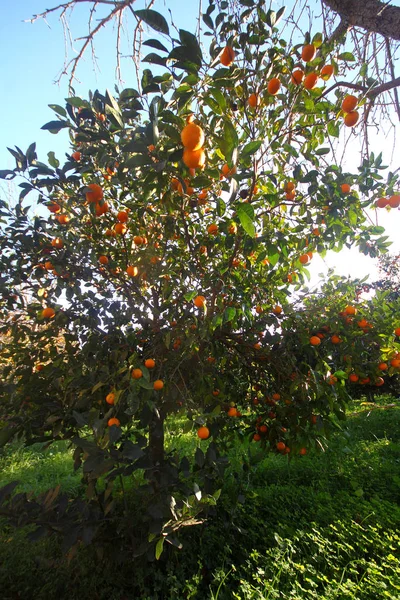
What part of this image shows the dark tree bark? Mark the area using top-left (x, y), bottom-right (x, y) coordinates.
top-left (323, 0), bottom-right (400, 40)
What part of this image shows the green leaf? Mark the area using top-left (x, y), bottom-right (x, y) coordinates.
top-left (0, 170), bottom-right (15, 180)
top-left (48, 104), bottom-right (67, 117)
top-left (315, 148), bottom-right (330, 156)
top-left (242, 140), bottom-right (262, 157)
top-left (66, 97), bottom-right (86, 108)
top-left (143, 53), bottom-right (167, 67)
top-left (237, 203), bottom-right (255, 238)
top-left (47, 151), bottom-right (60, 168)
top-left (41, 121), bottom-right (70, 133)
top-left (143, 39), bottom-right (169, 52)
top-left (327, 122), bottom-right (340, 138)
top-left (224, 307), bottom-right (236, 322)
top-left (338, 52), bottom-right (356, 62)
top-left (155, 536), bottom-right (164, 560)
top-left (134, 9), bottom-right (169, 36)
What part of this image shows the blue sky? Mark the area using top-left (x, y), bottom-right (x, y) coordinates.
top-left (1, 0), bottom-right (398, 284)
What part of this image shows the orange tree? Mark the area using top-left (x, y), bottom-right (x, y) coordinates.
top-left (0, 2), bottom-right (399, 559)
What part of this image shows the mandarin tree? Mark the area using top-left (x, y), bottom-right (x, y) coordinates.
top-left (0, 1), bottom-right (399, 560)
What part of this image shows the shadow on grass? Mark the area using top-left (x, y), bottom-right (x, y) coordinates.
top-left (0, 400), bottom-right (399, 599)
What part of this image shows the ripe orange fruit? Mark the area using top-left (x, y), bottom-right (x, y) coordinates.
top-left (328, 375), bottom-right (338, 385)
top-left (117, 210), bottom-right (129, 223)
top-left (56, 214), bottom-right (70, 225)
top-left (144, 358), bottom-right (155, 369)
top-left (97, 113), bottom-right (106, 122)
top-left (42, 307), bottom-right (55, 319)
top-left (248, 93), bottom-right (260, 108)
top-left (134, 235), bottom-right (144, 246)
top-left (299, 254), bottom-right (309, 265)
top-left (395, 327), bottom-right (400, 337)
top-left (114, 223), bottom-right (127, 235)
top-left (221, 163), bottom-right (236, 178)
top-left (227, 407), bottom-right (238, 417)
top-left (310, 336), bottom-right (321, 346)
top-left (131, 368), bottom-right (143, 379)
top-left (207, 223), bottom-right (219, 235)
top-left (284, 181), bottom-right (295, 192)
top-left (299, 447), bottom-right (307, 456)
top-left (99, 255), bottom-right (109, 265)
top-left (228, 223), bottom-right (237, 234)
top-left (259, 424), bottom-right (268, 433)
top-left (378, 362), bottom-right (388, 371)
top-left (272, 305), bottom-right (282, 315)
top-left (276, 441), bottom-right (286, 452)
top-left (95, 202), bottom-right (109, 216)
top-left (51, 237), bottom-right (64, 249)
top-left (107, 417), bottom-right (120, 427)
top-left (345, 305), bottom-right (357, 315)
top-left (341, 95), bottom-right (358, 113)
top-left (341, 183), bottom-right (351, 194)
top-left (349, 373), bottom-right (359, 383)
top-left (36, 363), bottom-right (45, 372)
top-left (219, 46), bottom-right (235, 67)
top-left (375, 377), bottom-right (384, 387)
top-left (183, 147), bottom-right (206, 169)
top-left (253, 433), bottom-right (261, 442)
top-left (291, 69), bottom-right (304, 85)
top-left (153, 379), bottom-right (164, 390)
top-left (331, 334), bottom-right (342, 344)
top-left (86, 183), bottom-right (103, 203)
top-left (126, 265), bottom-right (138, 277)
top-left (357, 319), bottom-right (368, 328)
top-left (301, 44), bottom-right (316, 62)
top-left (267, 78), bottom-right (281, 95)
top-left (344, 111), bottom-right (360, 127)
top-left (320, 64), bottom-right (334, 80)
top-left (181, 115), bottom-right (205, 151)
top-left (304, 73), bottom-right (319, 90)
top-left (389, 195), bottom-right (400, 208)
top-left (71, 151), bottom-right (81, 161)
top-left (106, 392), bottom-right (115, 405)
top-left (272, 393), bottom-right (281, 401)
top-left (391, 358), bottom-right (400, 368)
top-left (194, 295), bottom-right (206, 308)
top-left (48, 202), bottom-right (61, 213)
top-left (376, 197), bottom-right (389, 208)
top-left (197, 426), bottom-right (210, 439)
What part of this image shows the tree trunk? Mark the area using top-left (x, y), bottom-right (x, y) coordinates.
top-left (149, 408), bottom-right (165, 469)
top-left (323, 0), bottom-right (400, 40)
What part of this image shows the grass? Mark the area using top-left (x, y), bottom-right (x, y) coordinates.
top-left (0, 396), bottom-right (400, 599)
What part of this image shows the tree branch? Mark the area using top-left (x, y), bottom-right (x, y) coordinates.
top-left (322, 0), bottom-right (400, 41)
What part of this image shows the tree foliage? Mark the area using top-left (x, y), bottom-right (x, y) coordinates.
top-left (1, 0), bottom-right (400, 560)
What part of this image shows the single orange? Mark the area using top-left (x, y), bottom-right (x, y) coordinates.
top-left (117, 210), bottom-right (129, 223)
top-left (71, 151), bottom-right (81, 161)
top-left (344, 111), bottom-right (360, 127)
top-left (291, 69), bottom-right (304, 85)
top-left (126, 265), bottom-right (138, 277)
top-left (341, 183), bottom-right (351, 194)
top-left (197, 426), bottom-right (210, 439)
top-left (56, 214), bottom-right (70, 225)
top-left (227, 407), bottom-right (238, 417)
top-left (299, 447), bottom-right (307, 456)
top-left (310, 336), bottom-right (321, 346)
top-left (272, 305), bottom-right (282, 315)
top-left (349, 373), bottom-right (359, 383)
top-left (144, 358), bottom-right (155, 369)
top-left (389, 195), bottom-right (400, 208)
top-left (301, 44), bottom-right (316, 62)
top-left (276, 441), bottom-right (286, 452)
top-left (378, 362), bottom-right (388, 371)
top-left (86, 183), bottom-right (103, 203)
top-left (304, 73), bottom-right (319, 90)
top-left (99, 255), bottom-right (109, 265)
top-left (395, 327), bottom-right (400, 337)
top-left (375, 377), bottom-right (385, 387)
top-left (183, 147), bottom-right (206, 169)
top-left (253, 433), bottom-right (261, 442)
top-left (181, 116), bottom-right (205, 151)
top-left (248, 93), bottom-right (260, 108)
top-left (194, 295), bottom-right (206, 308)
top-left (376, 197), bottom-right (389, 208)
top-left (341, 95), bottom-right (358, 113)
top-left (345, 305), bottom-right (357, 315)
top-left (267, 78), bottom-right (281, 95)
top-left (299, 254), bottom-right (309, 265)
top-left (47, 202), bottom-right (61, 213)
top-left (221, 164), bottom-right (236, 177)
top-left (220, 46), bottom-right (235, 67)
top-left (42, 307), bottom-right (55, 319)
top-left (320, 64), bottom-right (334, 80)
top-left (114, 223), bottom-right (127, 235)
top-left (331, 334), bottom-right (342, 344)
top-left (207, 223), bottom-right (219, 235)
top-left (51, 237), bottom-right (64, 249)
top-left (107, 417), bottom-right (120, 427)
top-left (106, 392), bottom-right (115, 405)
top-left (131, 368), bottom-right (143, 379)
top-left (153, 379), bottom-right (164, 390)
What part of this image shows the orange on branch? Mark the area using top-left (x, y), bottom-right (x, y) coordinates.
top-left (194, 295), bottom-right (206, 308)
top-left (144, 359), bottom-right (155, 369)
top-left (197, 426), bottom-right (210, 439)
top-left (301, 44), bottom-right (316, 62)
top-left (304, 73), bottom-right (319, 90)
top-left (344, 110), bottom-right (360, 127)
top-left (310, 336), bottom-right (321, 346)
top-left (153, 379), bottom-right (164, 390)
top-left (181, 116), bottom-right (205, 151)
top-left (248, 93), bottom-right (260, 108)
top-left (131, 368), bottom-right (143, 380)
top-left (99, 255), bottom-right (109, 265)
top-left (117, 210), bottom-right (129, 223)
top-left (219, 46), bottom-right (235, 66)
top-left (126, 265), bottom-right (138, 277)
top-left (341, 94), bottom-right (358, 113)
top-left (320, 64), bottom-right (334, 80)
top-left (291, 69), bottom-right (304, 85)
top-left (341, 183), bottom-right (351, 194)
top-left (86, 183), bottom-right (103, 203)
top-left (183, 147), bottom-right (206, 169)
top-left (106, 393), bottom-right (115, 405)
top-left (42, 307), bottom-right (55, 319)
top-left (114, 223), bottom-right (127, 235)
top-left (107, 417), bottom-right (120, 427)
top-left (267, 77), bottom-right (281, 95)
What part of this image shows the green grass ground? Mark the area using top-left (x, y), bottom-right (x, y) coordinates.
top-left (1, 397), bottom-right (399, 599)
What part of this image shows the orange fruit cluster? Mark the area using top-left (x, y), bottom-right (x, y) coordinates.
top-left (182, 115), bottom-right (206, 170)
